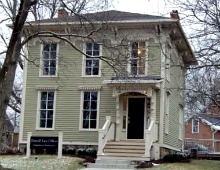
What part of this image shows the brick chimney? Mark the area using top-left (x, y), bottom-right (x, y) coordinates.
top-left (58, 6), bottom-right (68, 18)
top-left (207, 104), bottom-right (220, 116)
top-left (170, 10), bottom-right (179, 20)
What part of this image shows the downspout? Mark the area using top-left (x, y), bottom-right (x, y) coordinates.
top-left (212, 129), bottom-right (217, 152)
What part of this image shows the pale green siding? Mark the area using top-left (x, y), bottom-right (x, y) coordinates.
top-left (163, 49), bottom-right (184, 149)
top-left (148, 39), bottom-right (161, 76)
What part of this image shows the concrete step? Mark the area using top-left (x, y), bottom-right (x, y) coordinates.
top-left (105, 145), bottom-right (144, 149)
top-left (88, 159), bottom-right (138, 169)
top-left (106, 141), bottom-right (145, 146)
top-left (104, 152), bottom-right (144, 157)
top-left (104, 148), bottom-right (145, 154)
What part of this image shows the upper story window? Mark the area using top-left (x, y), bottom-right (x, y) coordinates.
top-left (84, 42), bottom-right (101, 76)
top-left (192, 119), bottom-right (199, 133)
top-left (42, 43), bottom-right (57, 76)
top-left (129, 41), bottom-right (146, 76)
top-left (37, 91), bottom-right (56, 129)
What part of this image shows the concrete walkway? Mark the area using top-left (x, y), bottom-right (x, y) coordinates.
top-left (80, 168), bottom-right (134, 170)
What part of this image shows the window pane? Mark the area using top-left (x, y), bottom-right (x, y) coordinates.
top-left (48, 92), bottom-right (54, 100)
top-left (48, 101), bottom-right (54, 109)
top-left (40, 119), bottom-right (46, 128)
top-left (43, 60), bottom-right (49, 67)
top-left (43, 68), bottom-right (49, 75)
top-left (91, 92), bottom-right (97, 100)
top-left (93, 50), bottom-right (99, 56)
top-left (86, 68), bottom-right (92, 75)
top-left (92, 68), bottom-right (99, 75)
top-left (93, 60), bottom-right (99, 67)
top-left (47, 119), bottom-right (53, 128)
top-left (93, 43), bottom-right (99, 51)
top-left (43, 52), bottom-right (49, 59)
top-left (50, 67), bottom-right (56, 75)
top-left (86, 60), bottom-right (92, 67)
top-left (40, 110), bottom-right (46, 119)
top-left (51, 44), bottom-right (57, 51)
top-left (86, 51), bottom-right (92, 56)
top-left (91, 101), bottom-right (97, 109)
top-left (43, 44), bottom-right (49, 51)
top-left (90, 111), bottom-right (97, 119)
top-left (84, 92), bottom-right (90, 100)
top-left (83, 101), bottom-right (90, 109)
top-left (90, 120), bottom-right (96, 128)
top-left (41, 92), bottom-right (47, 100)
top-left (83, 120), bottom-right (89, 128)
top-left (47, 110), bottom-right (53, 118)
top-left (83, 111), bottom-right (90, 119)
top-left (41, 101), bottom-right (47, 109)
top-left (86, 43), bottom-right (92, 51)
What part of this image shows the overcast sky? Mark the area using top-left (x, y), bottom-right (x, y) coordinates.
top-left (112, 0), bottom-right (172, 16)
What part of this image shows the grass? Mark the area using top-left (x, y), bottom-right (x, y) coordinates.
top-left (0, 155), bottom-right (84, 170)
top-left (146, 159), bottom-right (220, 170)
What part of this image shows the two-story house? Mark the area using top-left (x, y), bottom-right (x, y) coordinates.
top-left (19, 9), bottom-right (196, 160)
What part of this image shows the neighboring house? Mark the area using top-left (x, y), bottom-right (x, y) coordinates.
top-left (19, 9), bottom-right (196, 160)
top-left (185, 105), bottom-right (220, 153)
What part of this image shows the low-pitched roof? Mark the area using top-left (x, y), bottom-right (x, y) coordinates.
top-left (36, 10), bottom-right (170, 23)
top-left (194, 114), bottom-right (220, 131)
top-left (25, 10), bottom-right (197, 65)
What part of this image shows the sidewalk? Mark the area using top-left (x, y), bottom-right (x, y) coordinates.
top-left (80, 168), bottom-right (134, 170)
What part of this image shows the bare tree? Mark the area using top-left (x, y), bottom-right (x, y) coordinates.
top-left (0, 0), bottom-right (115, 154)
top-left (167, 0), bottom-right (220, 116)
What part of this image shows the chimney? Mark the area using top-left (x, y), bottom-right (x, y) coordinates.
top-left (170, 10), bottom-right (179, 20)
top-left (58, 5), bottom-right (68, 18)
top-left (208, 104), bottom-right (220, 116)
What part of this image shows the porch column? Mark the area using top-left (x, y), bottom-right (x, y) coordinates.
top-left (115, 95), bottom-right (120, 141)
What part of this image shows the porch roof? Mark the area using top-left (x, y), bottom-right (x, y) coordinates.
top-left (102, 76), bottom-right (162, 89)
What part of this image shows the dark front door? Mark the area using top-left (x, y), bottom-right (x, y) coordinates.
top-left (127, 98), bottom-right (145, 139)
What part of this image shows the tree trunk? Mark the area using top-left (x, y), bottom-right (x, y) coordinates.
top-left (0, 0), bottom-right (38, 150)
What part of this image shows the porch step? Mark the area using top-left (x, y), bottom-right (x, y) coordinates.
top-left (88, 159), bottom-right (138, 169)
top-left (103, 141), bottom-right (146, 159)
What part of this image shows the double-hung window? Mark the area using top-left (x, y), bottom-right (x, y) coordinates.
top-left (38, 91), bottom-right (55, 129)
top-left (84, 42), bottom-right (100, 76)
top-left (82, 91), bottom-right (99, 129)
top-left (130, 41), bottom-right (146, 75)
top-left (42, 43), bottom-right (57, 76)
top-left (192, 119), bottom-right (199, 133)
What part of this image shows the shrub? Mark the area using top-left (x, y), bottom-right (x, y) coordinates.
top-left (163, 152), bottom-right (190, 163)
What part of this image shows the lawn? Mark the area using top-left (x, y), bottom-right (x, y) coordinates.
top-left (1, 156), bottom-right (220, 170)
top-left (0, 155), bottom-right (83, 170)
top-left (148, 159), bottom-right (220, 170)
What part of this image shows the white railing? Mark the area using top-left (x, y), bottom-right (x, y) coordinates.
top-left (144, 119), bottom-right (158, 158)
top-left (97, 116), bottom-right (115, 155)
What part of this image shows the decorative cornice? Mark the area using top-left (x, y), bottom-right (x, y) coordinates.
top-left (78, 85), bottom-right (102, 91)
top-left (36, 85), bottom-right (59, 90)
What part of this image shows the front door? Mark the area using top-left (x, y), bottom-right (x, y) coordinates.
top-left (127, 98), bottom-right (145, 139)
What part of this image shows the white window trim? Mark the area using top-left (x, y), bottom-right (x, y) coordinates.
top-left (165, 91), bottom-right (170, 134)
top-left (82, 42), bottom-right (102, 77)
top-left (127, 41), bottom-right (148, 76)
top-left (36, 90), bottom-right (57, 130)
top-left (79, 90), bottom-right (100, 131)
top-left (192, 119), bottom-right (199, 133)
top-left (39, 43), bottom-right (59, 77)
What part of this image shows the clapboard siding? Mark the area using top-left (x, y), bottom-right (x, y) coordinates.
top-left (163, 49), bottom-right (184, 148)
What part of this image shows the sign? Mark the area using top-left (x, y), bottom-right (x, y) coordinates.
top-left (30, 136), bottom-right (58, 149)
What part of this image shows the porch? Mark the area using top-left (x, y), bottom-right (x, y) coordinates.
top-left (97, 116), bottom-right (159, 161)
